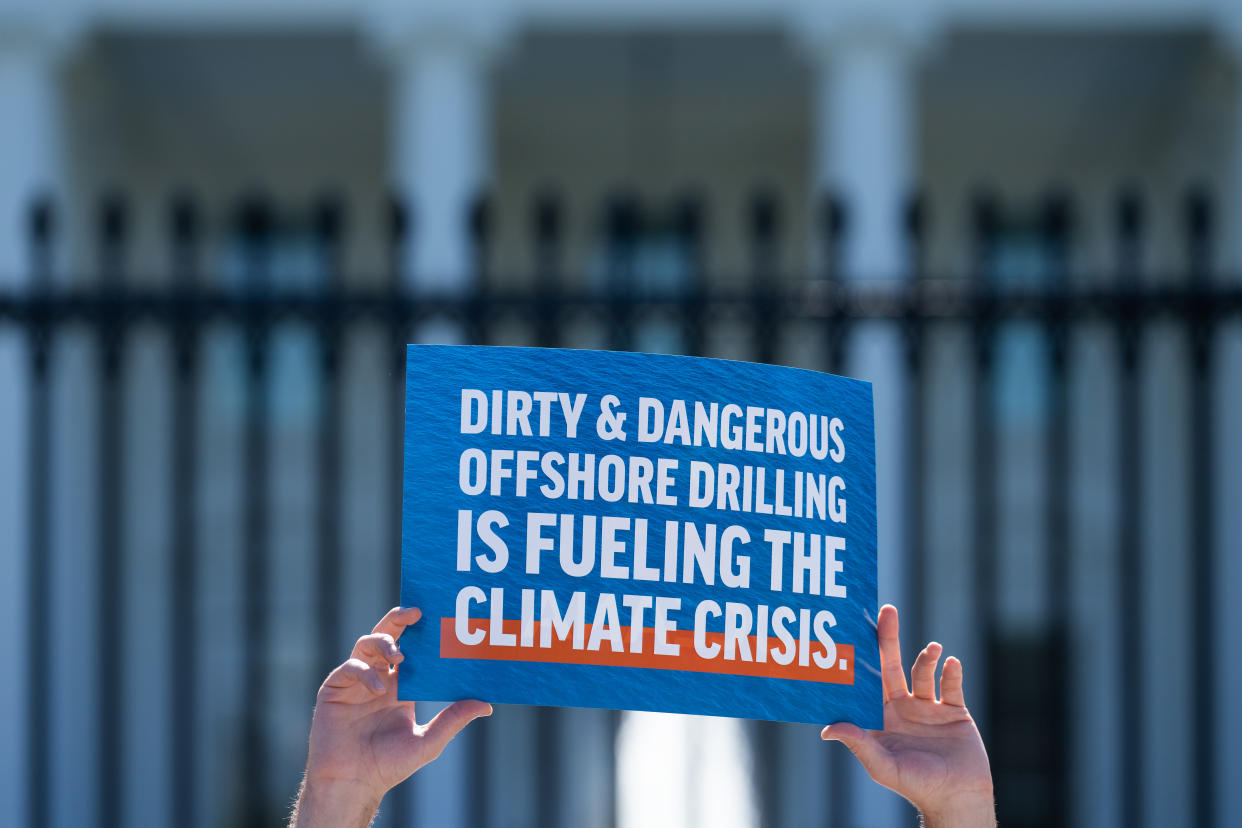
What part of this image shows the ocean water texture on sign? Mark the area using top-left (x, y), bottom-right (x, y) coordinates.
top-left (399, 345), bottom-right (880, 728)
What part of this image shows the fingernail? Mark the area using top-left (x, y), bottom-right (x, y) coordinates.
top-left (369, 675), bottom-right (385, 692)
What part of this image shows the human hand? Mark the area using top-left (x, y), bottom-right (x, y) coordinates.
top-left (290, 607), bottom-right (492, 828)
top-left (821, 605), bottom-right (994, 828)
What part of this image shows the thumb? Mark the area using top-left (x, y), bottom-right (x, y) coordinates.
top-left (821, 723), bottom-right (892, 781)
top-left (421, 700), bottom-right (493, 760)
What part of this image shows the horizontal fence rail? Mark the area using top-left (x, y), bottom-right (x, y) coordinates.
top-left (2, 282), bottom-right (1239, 324)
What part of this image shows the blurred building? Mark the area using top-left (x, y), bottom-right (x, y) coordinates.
top-left (1, 1), bottom-right (1241, 827)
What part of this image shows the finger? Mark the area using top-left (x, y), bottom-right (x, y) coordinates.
top-left (910, 642), bottom-right (942, 701)
top-left (820, 723), bottom-right (893, 783)
top-left (352, 633), bottom-right (404, 669)
top-left (322, 658), bottom-right (386, 696)
top-left (373, 606), bottom-right (422, 640)
top-left (420, 700), bottom-right (493, 761)
top-left (877, 604), bottom-right (909, 700)
top-left (940, 656), bottom-right (966, 707)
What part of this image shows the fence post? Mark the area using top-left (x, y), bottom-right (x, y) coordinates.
top-left (314, 195), bottom-right (346, 683)
top-left (1184, 187), bottom-right (1217, 828)
top-left (968, 191), bottom-right (998, 752)
top-left (1041, 192), bottom-right (1073, 827)
top-left (235, 194), bottom-right (275, 824)
top-left (748, 191), bottom-right (780, 365)
top-left (605, 194), bottom-right (639, 352)
top-left (533, 190), bottom-right (563, 349)
top-left (167, 193), bottom-right (201, 828)
top-left (19, 199), bottom-right (54, 828)
top-left (1115, 189), bottom-right (1143, 828)
top-left (676, 194), bottom-right (706, 358)
top-left (96, 193), bottom-right (129, 828)
top-left (901, 193), bottom-right (927, 653)
top-left (466, 193), bottom-right (492, 347)
top-left (385, 194), bottom-right (418, 828)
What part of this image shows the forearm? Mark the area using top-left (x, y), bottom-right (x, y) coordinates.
top-left (289, 777), bottom-right (383, 828)
top-left (918, 792), bottom-right (997, 828)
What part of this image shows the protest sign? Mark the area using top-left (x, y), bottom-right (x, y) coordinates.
top-left (398, 345), bottom-right (880, 728)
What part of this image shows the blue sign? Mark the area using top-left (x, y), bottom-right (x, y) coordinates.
top-left (399, 345), bottom-right (880, 728)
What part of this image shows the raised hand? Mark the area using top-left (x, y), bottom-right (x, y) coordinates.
top-left (821, 605), bottom-right (994, 828)
top-left (291, 607), bottom-right (492, 828)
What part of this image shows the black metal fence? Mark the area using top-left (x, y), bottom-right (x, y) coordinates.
top-left (1, 189), bottom-right (1239, 828)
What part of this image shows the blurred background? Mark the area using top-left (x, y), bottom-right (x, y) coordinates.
top-left (2, 0), bottom-right (1241, 826)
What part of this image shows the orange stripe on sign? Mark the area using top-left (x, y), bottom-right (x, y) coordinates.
top-left (440, 617), bottom-right (854, 685)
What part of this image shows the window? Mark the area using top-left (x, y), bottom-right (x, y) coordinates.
top-left (216, 209), bottom-right (333, 292)
top-left (588, 200), bottom-right (698, 293)
top-left (208, 204), bottom-right (334, 429)
top-left (982, 212), bottom-right (1067, 426)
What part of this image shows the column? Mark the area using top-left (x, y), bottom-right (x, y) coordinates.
top-left (368, 16), bottom-right (507, 826)
top-left (402, 31), bottom-right (487, 816)
top-left (800, 19), bottom-right (928, 828)
top-left (813, 38), bottom-right (914, 280)
top-left (0, 27), bottom-right (65, 278)
top-left (0, 21), bottom-right (69, 826)
top-left (384, 24), bottom-right (498, 301)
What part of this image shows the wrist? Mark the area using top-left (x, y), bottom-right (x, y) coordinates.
top-left (291, 776), bottom-right (383, 828)
top-left (918, 790), bottom-right (996, 828)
